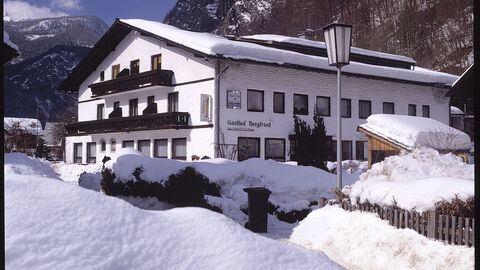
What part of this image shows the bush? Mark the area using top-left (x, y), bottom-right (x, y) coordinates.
top-left (435, 195), bottom-right (474, 218)
top-left (100, 166), bottom-right (222, 213)
top-left (165, 166), bottom-right (221, 207)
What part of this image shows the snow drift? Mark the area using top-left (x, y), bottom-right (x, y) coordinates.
top-left (289, 206), bottom-right (474, 270)
top-left (5, 153), bottom-right (343, 269)
top-left (344, 148), bottom-right (474, 212)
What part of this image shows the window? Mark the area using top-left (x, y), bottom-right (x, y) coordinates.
top-left (86, 142), bottom-right (96, 163)
top-left (341, 98), bottom-right (351, 118)
top-left (154, 139), bottom-right (168, 158)
top-left (332, 140), bottom-right (353, 160)
top-left (151, 54), bottom-right (162, 70)
top-left (383, 102), bottom-right (394, 114)
top-left (293, 94), bottom-right (308, 115)
top-left (110, 140), bottom-right (116, 152)
top-left (148, 96), bottom-right (155, 105)
top-left (355, 141), bottom-right (367, 160)
top-left (316, 96), bottom-right (330, 116)
top-left (168, 92), bottom-right (178, 112)
top-left (101, 141), bottom-right (106, 151)
top-left (129, 99), bottom-right (138, 116)
top-left (342, 141), bottom-right (352, 160)
top-left (137, 140), bottom-right (150, 157)
top-left (422, 105), bottom-right (430, 118)
top-left (247, 90), bottom-right (264, 112)
top-left (114, 101), bottom-right (120, 109)
top-left (73, 143), bottom-right (82, 163)
top-left (97, 104), bottom-right (105, 120)
top-left (122, 140), bottom-right (134, 148)
top-left (100, 71), bottom-right (104, 81)
top-left (408, 104), bottom-right (417, 116)
top-left (238, 137), bottom-right (260, 161)
top-left (265, 138), bottom-right (285, 162)
top-left (358, 100), bottom-right (371, 119)
top-left (172, 138), bottom-right (187, 160)
top-left (112, 64), bottom-right (120, 79)
top-left (130, 59), bottom-right (140, 74)
top-left (273, 92), bottom-right (285, 113)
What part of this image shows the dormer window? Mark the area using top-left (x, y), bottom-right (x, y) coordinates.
top-left (112, 64), bottom-right (120, 79)
top-left (130, 59), bottom-right (140, 74)
top-left (151, 54), bottom-right (162, 70)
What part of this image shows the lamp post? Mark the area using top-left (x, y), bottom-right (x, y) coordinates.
top-left (323, 22), bottom-right (353, 195)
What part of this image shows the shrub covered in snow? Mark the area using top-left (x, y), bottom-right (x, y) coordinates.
top-left (101, 165), bottom-right (222, 212)
top-left (343, 147), bottom-right (474, 213)
top-left (100, 148), bottom-right (353, 224)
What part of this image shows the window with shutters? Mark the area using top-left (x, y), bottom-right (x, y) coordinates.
top-left (151, 54), bottom-right (162, 70)
top-left (112, 64), bottom-right (120, 79)
top-left (130, 59), bottom-right (140, 74)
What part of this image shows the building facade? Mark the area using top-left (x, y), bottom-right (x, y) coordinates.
top-left (59, 19), bottom-right (458, 164)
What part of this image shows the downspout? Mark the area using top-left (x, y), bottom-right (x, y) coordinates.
top-left (214, 60), bottom-right (230, 158)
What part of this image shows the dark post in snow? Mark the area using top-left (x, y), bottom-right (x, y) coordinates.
top-left (323, 22), bottom-right (353, 196)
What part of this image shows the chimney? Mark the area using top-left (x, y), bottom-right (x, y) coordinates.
top-left (297, 29), bottom-right (315, 40)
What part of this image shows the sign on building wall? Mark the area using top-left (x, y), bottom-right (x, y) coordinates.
top-left (200, 94), bottom-right (212, 121)
top-left (227, 90), bottom-right (241, 108)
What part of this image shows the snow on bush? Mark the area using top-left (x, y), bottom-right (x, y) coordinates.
top-left (344, 148), bottom-right (474, 212)
top-left (289, 206), bottom-right (474, 270)
top-left (104, 149), bottom-right (343, 214)
top-left (5, 155), bottom-right (343, 269)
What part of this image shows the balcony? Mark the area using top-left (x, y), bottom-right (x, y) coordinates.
top-left (89, 69), bottom-right (174, 97)
top-left (66, 112), bottom-right (189, 135)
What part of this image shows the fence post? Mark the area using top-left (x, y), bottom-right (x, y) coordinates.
top-left (465, 218), bottom-right (470, 247)
top-left (445, 215), bottom-right (450, 244)
top-left (438, 215), bottom-right (443, 242)
top-left (415, 212), bottom-right (420, 233)
top-left (318, 197), bottom-right (327, 208)
top-left (451, 216), bottom-right (456, 245)
top-left (458, 217), bottom-right (464, 245)
top-left (427, 211), bottom-right (437, 240)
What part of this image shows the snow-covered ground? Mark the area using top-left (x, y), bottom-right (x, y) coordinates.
top-left (5, 153), bottom-right (344, 269)
top-left (289, 206), bottom-right (474, 270)
top-left (6, 149), bottom-right (474, 269)
top-left (344, 148), bottom-right (474, 212)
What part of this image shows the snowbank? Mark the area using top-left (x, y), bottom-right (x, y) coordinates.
top-left (289, 206), bottom-right (474, 270)
top-left (5, 154), bottom-right (343, 269)
top-left (359, 114), bottom-right (471, 151)
top-left (105, 149), bottom-right (344, 215)
top-left (51, 162), bottom-right (103, 183)
top-left (5, 153), bottom-right (59, 179)
top-left (344, 148), bottom-right (474, 212)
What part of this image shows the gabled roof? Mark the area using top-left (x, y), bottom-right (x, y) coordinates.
top-left (57, 19), bottom-right (458, 93)
top-left (4, 117), bottom-right (43, 136)
top-left (446, 65), bottom-right (474, 99)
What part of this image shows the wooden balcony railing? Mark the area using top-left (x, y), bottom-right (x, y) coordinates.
top-left (66, 112), bottom-right (189, 135)
top-left (89, 69), bottom-right (174, 97)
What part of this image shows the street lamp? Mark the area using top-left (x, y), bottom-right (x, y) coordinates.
top-left (323, 22), bottom-right (352, 194)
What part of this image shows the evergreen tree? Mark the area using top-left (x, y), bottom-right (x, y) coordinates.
top-left (292, 114), bottom-right (332, 170)
top-left (34, 139), bottom-right (51, 159)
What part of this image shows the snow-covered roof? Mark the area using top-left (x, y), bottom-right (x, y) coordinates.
top-left (358, 114), bottom-right (471, 151)
top-left (119, 19), bottom-right (458, 86)
top-left (3, 31), bottom-right (19, 51)
top-left (4, 117), bottom-right (43, 135)
top-left (450, 106), bottom-right (464, 115)
top-left (242, 34), bottom-right (416, 64)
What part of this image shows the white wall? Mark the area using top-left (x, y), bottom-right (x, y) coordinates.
top-left (218, 62), bottom-right (450, 160)
top-left (77, 30), bottom-right (216, 125)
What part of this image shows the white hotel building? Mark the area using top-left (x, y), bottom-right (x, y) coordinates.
top-left (58, 19), bottom-right (458, 164)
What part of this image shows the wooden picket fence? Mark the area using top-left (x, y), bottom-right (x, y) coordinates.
top-left (318, 198), bottom-right (474, 247)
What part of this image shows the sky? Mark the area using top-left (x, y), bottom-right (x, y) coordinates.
top-left (3, 0), bottom-right (178, 25)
